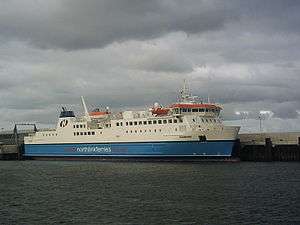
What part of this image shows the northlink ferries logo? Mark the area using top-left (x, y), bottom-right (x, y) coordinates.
top-left (65, 146), bottom-right (112, 153)
top-left (60, 119), bottom-right (68, 127)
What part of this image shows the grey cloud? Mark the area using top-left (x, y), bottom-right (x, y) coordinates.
top-left (0, 1), bottom-right (300, 130)
top-left (0, 0), bottom-right (235, 50)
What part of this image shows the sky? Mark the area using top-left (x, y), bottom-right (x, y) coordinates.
top-left (0, 0), bottom-right (300, 132)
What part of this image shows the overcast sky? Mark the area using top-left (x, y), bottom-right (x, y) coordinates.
top-left (0, 0), bottom-right (300, 132)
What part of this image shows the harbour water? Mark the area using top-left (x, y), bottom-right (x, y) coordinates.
top-left (0, 161), bottom-right (299, 224)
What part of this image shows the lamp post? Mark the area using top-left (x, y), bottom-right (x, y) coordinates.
top-left (258, 111), bottom-right (273, 133)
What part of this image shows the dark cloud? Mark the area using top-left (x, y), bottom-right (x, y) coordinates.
top-left (0, 0), bottom-right (300, 131)
top-left (0, 0), bottom-right (236, 50)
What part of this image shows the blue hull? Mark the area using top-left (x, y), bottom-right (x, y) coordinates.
top-left (24, 141), bottom-right (235, 157)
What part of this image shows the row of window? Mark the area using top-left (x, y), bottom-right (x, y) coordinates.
top-left (125, 128), bottom-right (167, 133)
top-left (194, 118), bottom-right (219, 123)
top-left (73, 124), bottom-right (86, 129)
top-left (116, 118), bottom-right (182, 127)
top-left (42, 133), bottom-right (57, 137)
top-left (182, 108), bottom-right (218, 113)
top-left (74, 131), bottom-right (95, 136)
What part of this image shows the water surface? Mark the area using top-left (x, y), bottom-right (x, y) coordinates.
top-left (0, 161), bottom-right (299, 224)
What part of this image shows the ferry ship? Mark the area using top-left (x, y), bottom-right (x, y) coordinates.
top-left (24, 81), bottom-right (240, 159)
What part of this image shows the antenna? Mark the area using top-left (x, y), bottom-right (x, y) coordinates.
top-left (81, 96), bottom-right (91, 122)
top-left (180, 79), bottom-right (191, 102)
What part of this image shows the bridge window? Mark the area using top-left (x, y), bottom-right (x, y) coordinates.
top-left (153, 120), bottom-right (157, 124)
top-left (143, 121), bottom-right (147, 125)
top-left (134, 121), bottom-right (137, 125)
top-left (158, 120), bottom-right (162, 124)
top-left (129, 122), bottom-right (133, 126)
top-left (168, 119), bottom-right (172, 123)
top-left (163, 120), bottom-right (167, 124)
top-left (148, 121), bottom-right (152, 125)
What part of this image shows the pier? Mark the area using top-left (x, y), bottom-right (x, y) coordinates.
top-left (0, 130), bottom-right (299, 161)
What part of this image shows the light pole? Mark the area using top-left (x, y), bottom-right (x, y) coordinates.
top-left (258, 111), bottom-right (273, 133)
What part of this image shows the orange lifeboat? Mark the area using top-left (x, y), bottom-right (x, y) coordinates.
top-left (151, 107), bottom-right (170, 116)
top-left (89, 108), bottom-right (111, 118)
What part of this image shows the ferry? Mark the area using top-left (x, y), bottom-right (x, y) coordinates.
top-left (24, 81), bottom-right (240, 159)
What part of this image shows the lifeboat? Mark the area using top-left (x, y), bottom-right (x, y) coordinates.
top-left (151, 107), bottom-right (170, 116)
top-left (89, 108), bottom-right (111, 118)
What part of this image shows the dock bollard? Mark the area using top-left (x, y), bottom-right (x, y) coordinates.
top-left (265, 138), bottom-right (273, 161)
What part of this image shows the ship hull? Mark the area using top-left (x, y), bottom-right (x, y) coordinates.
top-left (24, 140), bottom-right (235, 158)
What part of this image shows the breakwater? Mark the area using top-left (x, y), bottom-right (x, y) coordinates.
top-left (0, 131), bottom-right (300, 161)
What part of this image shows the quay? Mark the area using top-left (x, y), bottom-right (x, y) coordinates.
top-left (0, 129), bottom-right (300, 161)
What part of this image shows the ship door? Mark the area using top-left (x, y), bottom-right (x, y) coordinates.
top-left (199, 135), bottom-right (206, 142)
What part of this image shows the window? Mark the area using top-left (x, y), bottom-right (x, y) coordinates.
top-left (83, 125), bottom-right (86, 128)
top-left (126, 122), bottom-right (128, 126)
top-left (73, 125), bottom-right (76, 128)
top-left (163, 120), bottom-right (167, 124)
top-left (92, 131), bottom-right (95, 135)
top-left (77, 132), bottom-right (80, 135)
top-left (116, 122), bottom-right (119, 126)
top-left (120, 122), bottom-right (123, 126)
top-left (153, 120), bottom-right (157, 124)
top-left (201, 118), bottom-right (205, 122)
top-left (126, 131), bottom-right (128, 133)
top-left (139, 121), bottom-right (143, 125)
top-left (192, 108), bottom-right (198, 112)
top-left (175, 128), bottom-right (178, 131)
top-left (187, 108), bottom-right (191, 112)
top-left (158, 120), bottom-right (162, 124)
top-left (76, 125), bottom-right (79, 128)
top-left (149, 129), bottom-right (151, 132)
top-left (143, 121), bottom-right (147, 125)
top-left (135, 130), bottom-right (137, 133)
top-left (154, 129), bottom-right (156, 132)
top-left (88, 131), bottom-right (91, 135)
top-left (84, 132), bottom-right (87, 135)
top-left (140, 130), bottom-right (142, 133)
top-left (134, 121), bottom-right (137, 125)
top-left (130, 130), bottom-right (133, 133)
top-left (80, 132), bottom-right (83, 135)
top-left (129, 122), bottom-right (133, 126)
top-left (74, 132), bottom-right (76, 136)
top-left (80, 125), bottom-right (83, 128)
top-left (168, 119), bottom-right (172, 123)
top-left (206, 119), bottom-right (209, 123)
top-left (182, 108), bottom-right (187, 112)
top-left (148, 121), bottom-right (152, 125)
top-left (174, 119), bottom-right (177, 123)
top-left (199, 108), bottom-right (204, 112)
top-left (159, 129), bottom-right (162, 132)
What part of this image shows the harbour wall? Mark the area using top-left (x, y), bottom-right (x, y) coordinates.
top-left (0, 131), bottom-right (299, 161)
